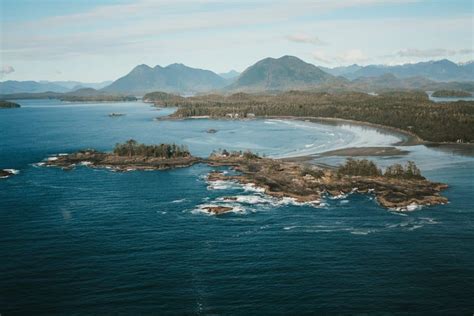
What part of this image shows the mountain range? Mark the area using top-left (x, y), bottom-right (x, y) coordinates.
top-left (0, 80), bottom-right (112, 94)
top-left (321, 59), bottom-right (474, 82)
top-left (102, 63), bottom-right (227, 95)
top-left (2, 57), bottom-right (473, 96)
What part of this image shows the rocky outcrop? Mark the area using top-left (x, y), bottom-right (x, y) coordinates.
top-left (42, 150), bottom-right (201, 171)
top-left (0, 169), bottom-right (18, 179)
top-left (41, 148), bottom-right (448, 211)
top-left (202, 206), bottom-right (233, 215)
top-left (206, 155), bottom-right (448, 210)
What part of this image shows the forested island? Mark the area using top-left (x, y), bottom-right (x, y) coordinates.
top-left (42, 141), bottom-right (448, 212)
top-left (0, 100), bottom-right (20, 108)
top-left (432, 90), bottom-right (472, 98)
top-left (42, 140), bottom-right (199, 171)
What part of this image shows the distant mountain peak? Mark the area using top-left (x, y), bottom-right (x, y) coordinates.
top-left (229, 55), bottom-right (334, 91)
top-left (102, 62), bottom-right (226, 94)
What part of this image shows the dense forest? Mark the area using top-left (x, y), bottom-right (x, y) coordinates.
top-left (337, 158), bottom-right (424, 180)
top-left (113, 139), bottom-right (191, 158)
top-left (431, 90), bottom-right (472, 97)
top-left (150, 90), bottom-right (474, 143)
top-left (60, 95), bottom-right (137, 102)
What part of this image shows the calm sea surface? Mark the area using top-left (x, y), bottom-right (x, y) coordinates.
top-left (1, 100), bottom-right (473, 314)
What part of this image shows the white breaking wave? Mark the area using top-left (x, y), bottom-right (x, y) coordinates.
top-left (207, 180), bottom-right (239, 190)
top-left (1, 169), bottom-right (20, 178)
top-left (171, 198), bottom-right (187, 203)
top-left (3, 169), bottom-right (19, 175)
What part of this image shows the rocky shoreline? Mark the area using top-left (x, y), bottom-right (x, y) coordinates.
top-left (206, 155), bottom-right (448, 211)
top-left (42, 148), bottom-right (448, 214)
top-left (41, 149), bottom-right (202, 171)
top-left (0, 169), bottom-right (19, 179)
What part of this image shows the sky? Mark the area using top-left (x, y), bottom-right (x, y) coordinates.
top-left (0, 0), bottom-right (473, 82)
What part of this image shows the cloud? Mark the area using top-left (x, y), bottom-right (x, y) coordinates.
top-left (311, 51), bottom-right (331, 64)
top-left (335, 49), bottom-right (368, 64)
top-left (2, 0), bottom-right (419, 59)
top-left (286, 33), bottom-right (326, 45)
top-left (0, 65), bottom-right (15, 77)
top-left (395, 48), bottom-right (474, 58)
top-left (312, 49), bottom-right (369, 65)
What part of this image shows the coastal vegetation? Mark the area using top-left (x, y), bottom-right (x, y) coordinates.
top-left (113, 139), bottom-right (190, 158)
top-left (143, 91), bottom-right (185, 104)
top-left (152, 90), bottom-right (474, 143)
top-left (40, 144), bottom-right (448, 211)
top-left (432, 90), bottom-right (472, 98)
top-left (0, 100), bottom-right (20, 108)
top-left (337, 158), bottom-right (424, 180)
top-left (60, 95), bottom-right (137, 102)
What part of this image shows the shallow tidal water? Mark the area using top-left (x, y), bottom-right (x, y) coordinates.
top-left (1, 100), bottom-right (473, 314)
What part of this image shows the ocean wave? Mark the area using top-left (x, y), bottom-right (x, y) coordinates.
top-left (390, 202), bottom-right (423, 212)
top-left (171, 198), bottom-right (187, 203)
top-left (216, 195), bottom-right (269, 205)
top-left (242, 183), bottom-right (266, 193)
top-left (207, 180), bottom-right (239, 190)
top-left (3, 169), bottom-right (20, 175)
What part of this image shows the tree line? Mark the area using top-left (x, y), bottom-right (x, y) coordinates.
top-left (337, 158), bottom-right (424, 180)
top-left (113, 139), bottom-right (190, 158)
top-left (154, 90), bottom-right (474, 143)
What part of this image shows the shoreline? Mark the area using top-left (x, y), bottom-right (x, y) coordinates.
top-left (42, 149), bottom-right (449, 212)
top-left (165, 114), bottom-right (474, 157)
top-left (266, 116), bottom-right (423, 146)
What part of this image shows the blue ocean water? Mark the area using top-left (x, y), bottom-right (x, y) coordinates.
top-left (1, 100), bottom-right (473, 314)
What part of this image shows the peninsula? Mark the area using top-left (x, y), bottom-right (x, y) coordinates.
top-left (148, 90), bottom-right (474, 143)
top-left (42, 141), bottom-right (448, 212)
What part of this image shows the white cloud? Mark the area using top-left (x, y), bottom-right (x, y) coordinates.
top-left (312, 49), bottom-right (369, 65)
top-left (311, 51), bottom-right (331, 64)
top-left (0, 65), bottom-right (15, 77)
top-left (286, 33), bottom-right (326, 45)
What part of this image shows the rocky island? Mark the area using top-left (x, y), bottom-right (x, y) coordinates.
top-left (0, 100), bottom-right (20, 109)
top-left (42, 140), bottom-right (200, 171)
top-left (0, 169), bottom-right (19, 179)
top-left (206, 151), bottom-right (447, 211)
top-left (108, 113), bottom-right (125, 117)
top-left (42, 141), bottom-right (448, 213)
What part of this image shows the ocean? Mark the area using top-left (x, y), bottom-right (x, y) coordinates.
top-left (1, 100), bottom-right (473, 314)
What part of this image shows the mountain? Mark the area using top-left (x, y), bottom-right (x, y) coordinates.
top-left (219, 70), bottom-right (240, 79)
top-left (102, 63), bottom-right (227, 94)
top-left (329, 59), bottom-right (474, 82)
top-left (338, 74), bottom-right (474, 92)
top-left (320, 64), bottom-right (363, 77)
top-left (0, 80), bottom-right (70, 94)
top-left (229, 55), bottom-right (335, 91)
top-left (46, 80), bottom-right (113, 90)
top-left (0, 80), bottom-right (113, 94)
